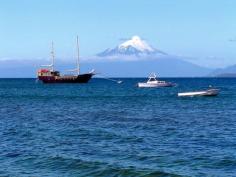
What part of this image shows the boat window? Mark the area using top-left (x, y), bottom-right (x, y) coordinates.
top-left (149, 78), bottom-right (156, 81)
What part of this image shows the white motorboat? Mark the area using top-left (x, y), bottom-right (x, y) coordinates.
top-left (178, 88), bottom-right (219, 97)
top-left (138, 73), bottom-right (175, 88)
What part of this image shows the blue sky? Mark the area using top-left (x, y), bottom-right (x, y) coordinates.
top-left (0, 0), bottom-right (236, 68)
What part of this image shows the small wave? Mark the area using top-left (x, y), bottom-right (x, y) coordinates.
top-left (24, 155), bottom-right (184, 177)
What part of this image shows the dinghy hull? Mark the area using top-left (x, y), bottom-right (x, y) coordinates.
top-left (178, 89), bottom-right (219, 97)
top-left (138, 82), bottom-right (175, 88)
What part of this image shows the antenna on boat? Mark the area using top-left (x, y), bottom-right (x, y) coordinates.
top-left (76, 36), bottom-right (80, 75)
top-left (51, 41), bottom-right (55, 71)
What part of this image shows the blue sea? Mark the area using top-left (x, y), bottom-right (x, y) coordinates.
top-left (0, 78), bottom-right (236, 177)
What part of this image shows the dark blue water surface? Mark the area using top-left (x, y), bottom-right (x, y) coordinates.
top-left (0, 78), bottom-right (236, 177)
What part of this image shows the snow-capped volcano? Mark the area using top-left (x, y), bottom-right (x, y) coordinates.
top-left (119, 36), bottom-right (154, 52)
top-left (97, 36), bottom-right (167, 57)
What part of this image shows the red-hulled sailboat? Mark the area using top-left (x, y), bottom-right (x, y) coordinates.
top-left (37, 37), bottom-right (95, 84)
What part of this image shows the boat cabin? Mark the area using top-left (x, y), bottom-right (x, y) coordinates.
top-left (37, 69), bottom-right (60, 77)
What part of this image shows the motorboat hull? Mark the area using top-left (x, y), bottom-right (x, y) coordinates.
top-left (178, 89), bottom-right (219, 97)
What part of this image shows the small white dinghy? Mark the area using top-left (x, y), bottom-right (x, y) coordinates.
top-left (138, 73), bottom-right (175, 88)
top-left (178, 88), bottom-right (220, 97)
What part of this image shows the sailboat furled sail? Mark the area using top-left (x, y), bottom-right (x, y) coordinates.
top-left (40, 41), bottom-right (55, 71)
top-left (37, 37), bottom-right (95, 83)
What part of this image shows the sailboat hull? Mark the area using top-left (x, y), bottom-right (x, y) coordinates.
top-left (38, 73), bottom-right (94, 84)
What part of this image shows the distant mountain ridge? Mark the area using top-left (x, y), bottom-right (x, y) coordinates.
top-left (0, 57), bottom-right (213, 78)
top-left (216, 73), bottom-right (236, 78)
top-left (83, 57), bottom-right (212, 77)
top-left (210, 64), bottom-right (236, 77)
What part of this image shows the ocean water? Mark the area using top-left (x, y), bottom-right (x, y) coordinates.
top-left (0, 78), bottom-right (236, 177)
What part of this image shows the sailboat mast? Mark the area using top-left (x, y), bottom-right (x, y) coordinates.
top-left (51, 41), bottom-right (55, 71)
top-left (76, 36), bottom-right (80, 75)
